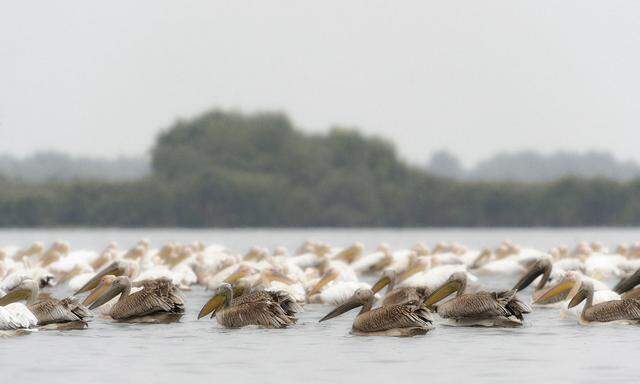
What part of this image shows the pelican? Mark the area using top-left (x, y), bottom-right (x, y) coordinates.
top-left (319, 288), bottom-right (434, 337)
top-left (532, 271), bottom-right (621, 318)
top-left (568, 281), bottom-right (640, 325)
top-left (511, 257), bottom-right (553, 303)
top-left (351, 244), bottom-right (394, 275)
top-left (0, 303), bottom-right (38, 330)
top-left (423, 272), bottom-right (531, 327)
top-left (307, 261), bottom-right (365, 305)
top-left (88, 276), bottom-right (184, 321)
top-left (0, 278), bottom-right (91, 327)
top-left (197, 283), bottom-right (297, 328)
top-left (370, 270), bottom-right (430, 306)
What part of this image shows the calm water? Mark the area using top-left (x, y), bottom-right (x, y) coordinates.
top-left (2, 228), bottom-right (640, 384)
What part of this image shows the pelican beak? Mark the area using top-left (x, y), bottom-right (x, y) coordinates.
top-left (0, 288), bottom-right (30, 306)
top-left (74, 262), bottom-right (124, 294)
top-left (308, 270), bottom-right (338, 296)
top-left (532, 279), bottom-right (575, 305)
top-left (423, 280), bottom-right (461, 308)
top-left (83, 278), bottom-right (114, 306)
top-left (88, 283), bottom-right (123, 310)
top-left (371, 275), bottom-right (392, 293)
top-left (57, 267), bottom-right (81, 285)
top-left (399, 261), bottom-right (427, 282)
top-left (613, 270), bottom-right (640, 294)
top-left (224, 266), bottom-right (252, 284)
top-left (319, 298), bottom-right (363, 322)
top-left (334, 245), bottom-right (363, 264)
top-left (197, 294), bottom-right (226, 319)
top-left (264, 269), bottom-right (296, 285)
top-left (568, 285), bottom-right (588, 308)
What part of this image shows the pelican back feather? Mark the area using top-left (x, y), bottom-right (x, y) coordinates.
top-left (382, 287), bottom-right (429, 307)
top-left (112, 280), bottom-right (184, 320)
top-left (584, 299), bottom-right (640, 322)
top-left (216, 301), bottom-right (295, 328)
top-left (437, 292), bottom-right (512, 319)
top-left (353, 302), bottom-right (433, 333)
top-left (29, 296), bottom-right (91, 325)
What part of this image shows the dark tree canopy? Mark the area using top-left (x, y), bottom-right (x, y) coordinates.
top-left (1, 109), bottom-right (640, 227)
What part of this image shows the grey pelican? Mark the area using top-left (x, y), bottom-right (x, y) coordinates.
top-left (87, 276), bottom-right (184, 321)
top-left (319, 288), bottom-right (434, 337)
top-left (423, 272), bottom-right (531, 327)
top-left (198, 283), bottom-right (297, 328)
top-left (568, 281), bottom-right (640, 325)
top-left (0, 278), bottom-right (91, 327)
top-left (532, 271), bottom-right (620, 320)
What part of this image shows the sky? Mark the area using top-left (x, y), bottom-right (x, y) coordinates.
top-left (1, 1), bottom-right (639, 166)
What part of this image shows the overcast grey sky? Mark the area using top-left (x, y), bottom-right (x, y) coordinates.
top-left (1, 1), bottom-right (639, 166)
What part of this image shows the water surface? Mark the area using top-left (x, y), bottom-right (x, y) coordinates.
top-left (2, 228), bottom-right (640, 384)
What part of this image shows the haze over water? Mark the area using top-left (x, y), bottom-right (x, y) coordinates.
top-left (2, 228), bottom-right (640, 384)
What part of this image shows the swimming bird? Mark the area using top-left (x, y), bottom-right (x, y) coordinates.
top-left (0, 278), bottom-right (91, 326)
top-left (198, 283), bottom-right (297, 328)
top-left (88, 276), bottom-right (184, 321)
top-left (307, 261), bottom-right (367, 305)
top-left (319, 288), bottom-right (434, 336)
top-left (567, 281), bottom-right (640, 325)
top-left (532, 271), bottom-right (621, 318)
top-left (423, 272), bottom-right (531, 327)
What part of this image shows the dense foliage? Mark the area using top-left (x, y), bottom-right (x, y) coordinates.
top-left (2, 109), bottom-right (640, 227)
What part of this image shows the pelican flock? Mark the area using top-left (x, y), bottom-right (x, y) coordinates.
top-left (2, 239), bottom-right (640, 336)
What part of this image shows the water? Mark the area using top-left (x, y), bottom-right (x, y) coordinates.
top-left (2, 228), bottom-right (640, 384)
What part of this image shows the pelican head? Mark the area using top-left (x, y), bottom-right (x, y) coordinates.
top-left (124, 245), bottom-right (146, 260)
top-left (82, 275), bottom-right (118, 306)
top-left (88, 276), bottom-right (131, 310)
top-left (399, 256), bottom-right (430, 281)
top-left (568, 281), bottom-right (594, 308)
top-left (244, 247), bottom-right (268, 262)
top-left (333, 243), bottom-right (364, 264)
top-left (319, 288), bottom-right (374, 322)
top-left (0, 278), bottom-right (38, 306)
top-left (198, 283), bottom-right (233, 319)
top-left (513, 257), bottom-right (552, 291)
top-left (371, 270), bottom-right (397, 293)
top-left (29, 242), bottom-right (45, 256)
top-left (224, 265), bottom-right (256, 284)
top-left (613, 268), bottom-right (640, 294)
top-left (532, 271), bottom-right (580, 305)
top-left (74, 260), bottom-right (127, 295)
top-left (423, 272), bottom-right (467, 308)
top-left (308, 268), bottom-right (340, 296)
top-left (412, 243), bottom-right (430, 257)
top-left (261, 268), bottom-right (296, 286)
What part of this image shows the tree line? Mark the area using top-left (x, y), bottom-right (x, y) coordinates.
top-left (1, 109), bottom-right (639, 227)
top-left (426, 149), bottom-right (640, 182)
